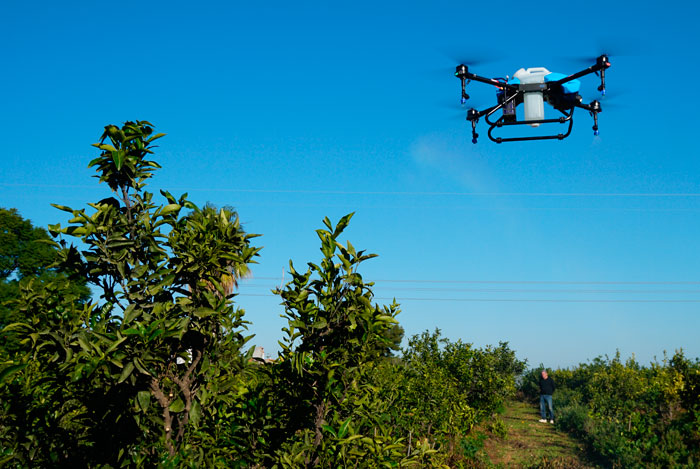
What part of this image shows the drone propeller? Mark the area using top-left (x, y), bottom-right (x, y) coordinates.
top-left (441, 45), bottom-right (500, 67)
top-left (592, 98), bottom-right (624, 114)
top-left (565, 35), bottom-right (641, 63)
top-left (450, 57), bottom-right (493, 68)
top-left (428, 47), bottom-right (499, 82)
top-left (564, 53), bottom-right (613, 65)
top-left (437, 98), bottom-right (486, 118)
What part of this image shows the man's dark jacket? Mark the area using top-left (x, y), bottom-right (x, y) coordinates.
top-left (539, 376), bottom-right (555, 395)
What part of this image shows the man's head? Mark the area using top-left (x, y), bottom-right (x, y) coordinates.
top-left (541, 370), bottom-right (548, 379)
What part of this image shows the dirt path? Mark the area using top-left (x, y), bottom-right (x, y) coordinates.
top-left (479, 400), bottom-right (599, 468)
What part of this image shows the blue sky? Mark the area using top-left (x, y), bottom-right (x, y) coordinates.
top-left (2, 0), bottom-right (700, 368)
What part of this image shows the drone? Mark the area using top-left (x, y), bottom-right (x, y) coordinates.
top-left (455, 55), bottom-right (611, 143)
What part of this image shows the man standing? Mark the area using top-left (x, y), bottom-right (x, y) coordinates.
top-left (539, 369), bottom-right (555, 423)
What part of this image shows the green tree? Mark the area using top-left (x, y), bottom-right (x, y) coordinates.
top-left (0, 207), bottom-right (89, 357)
top-left (264, 214), bottom-right (426, 467)
top-left (368, 329), bottom-right (526, 465)
top-left (382, 323), bottom-right (405, 357)
top-left (0, 207), bottom-right (56, 280)
top-left (200, 203), bottom-right (252, 296)
top-left (0, 121), bottom-right (260, 466)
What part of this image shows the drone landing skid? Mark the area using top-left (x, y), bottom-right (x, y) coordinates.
top-left (486, 111), bottom-right (574, 144)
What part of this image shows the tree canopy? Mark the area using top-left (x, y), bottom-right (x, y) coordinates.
top-left (0, 207), bottom-right (56, 281)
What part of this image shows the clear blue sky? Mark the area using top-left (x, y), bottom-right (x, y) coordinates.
top-left (2, 0), bottom-right (699, 368)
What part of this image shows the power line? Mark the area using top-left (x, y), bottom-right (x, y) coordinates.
top-left (6, 183), bottom-right (699, 213)
top-left (221, 203), bottom-right (700, 213)
top-left (4, 182), bottom-right (700, 198)
top-left (379, 298), bottom-right (700, 303)
top-left (249, 277), bottom-right (700, 286)
top-left (236, 293), bottom-right (700, 303)
top-left (238, 283), bottom-right (700, 294)
top-left (179, 190), bottom-right (700, 198)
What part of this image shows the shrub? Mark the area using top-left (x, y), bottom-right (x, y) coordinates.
top-left (523, 351), bottom-right (700, 468)
top-left (488, 416), bottom-right (508, 440)
top-left (554, 402), bottom-right (589, 438)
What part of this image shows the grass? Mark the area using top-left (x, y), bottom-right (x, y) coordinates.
top-left (475, 399), bottom-right (600, 468)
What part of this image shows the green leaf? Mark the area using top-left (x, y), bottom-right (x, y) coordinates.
top-left (107, 358), bottom-right (122, 368)
top-left (137, 390), bottom-right (151, 412)
top-left (322, 216), bottom-right (333, 231)
top-left (133, 358), bottom-right (151, 376)
top-left (333, 212), bottom-right (355, 237)
top-left (1, 322), bottom-right (31, 332)
top-left (65, 226), bottom-right (87, 236)
top-left (72, 363), bottom-right (85, 382)
top-left (47, 223), bottom-right (62, 236)
top-left (94, 143), bottom-right (118, 152)
top-left (131, 265), bottom-right (148, 278)
top-left (104, 335), bottom-right (127, 355)
top-left (312, 318), bottom-right (328, 329)
top-left (194, 308), bottom-right (217, 319)
top-left (321, 424), bottom-right (336, 437)
top-left (87, 156), bottom-right (102, 168)
top-left (113, 150), bottom-right (124, 170)
top-left (375, 314), bottom-right (397, 323)
top-left (0, 363), bottom-right (27, 383)
top-left (122, 305), bottom-right (138, 324)
top-left (338, 418), bottom-right (351, 439)
top-left (147, 132), bottom-right (167, 142)
top-left (190, 400), bottom-right (202, 428)
top-left (169, 398), bottom-right (185, 413)
top-left (147, 328), bottom-right (164, 341)
top-left (160, 189), bottom-right (177, 204)
top-left (159, 203), bottom-right (181, 216)
top-left (117, 362), bottom-right (135, 383)
top-left (51, 204), bottom-right (75, 213)
top-left (77, 334), bottom-right (91, 352)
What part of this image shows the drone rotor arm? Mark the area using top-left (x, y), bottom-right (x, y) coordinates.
top-left (573, 100), bottom-right (602, 113)
top-left (456, 66), bottom-right (519, 92)
top-left (465, 103), bottom-right (502, 144)
top-left (473, 103), bottom-right (503, 120)
top-left (552, 55), bottom-right (611, 88)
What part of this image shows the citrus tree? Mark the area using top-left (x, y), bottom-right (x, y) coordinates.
top-left (263, 214), bottom-right (433, 467)
top-left (0, 121), bottom-right (260, 466)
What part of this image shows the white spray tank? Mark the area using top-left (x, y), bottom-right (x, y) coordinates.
top-left (513, 67), bottom-right (550, 127)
